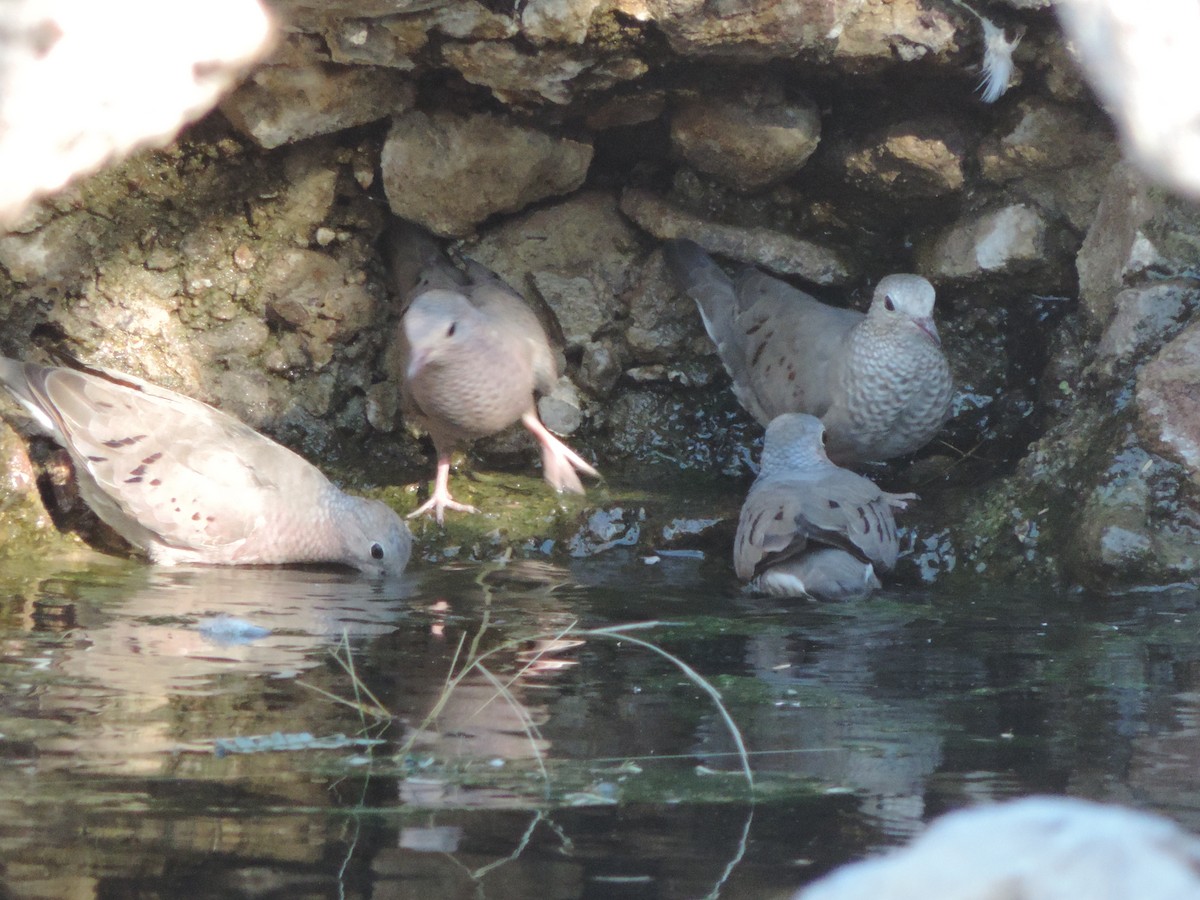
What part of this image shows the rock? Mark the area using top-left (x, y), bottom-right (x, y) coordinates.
top-left (669, 84), bottom-right (821, 190)
top-left (520, 0), bottom-right (604, 45)
top-left (1094, 280), bottom-right (1200, 377)
top-left (442, 40), bottom-right (646, 106)
top-left (220, 41), bottom-right (416, 149)
top-left (979, 101), bottom-right (1112, 182)
top-left (796, 796), bottom-right (1200, 900)
top-left (1077, 162), bottom-right (1200, 328)
top-left (381, 110), bottom-right (593, 237)
top-left (623, 250), bottom-right (711, 365)
top-left (260, 249), bottom-right (378, 368)
top-left (839, 117), bottom-right (967, 198)
top-left (653, 0), bottom-right (960, 66)
top-left (526, 271), bottom-right (609, 349)
top-left (1136, 320), bottom-right (1200, 479)
top-left (918, 203), bottom-right (1049, 281)
top-left (620, 188), bottom-right (854, 285)
top-left (0, 0), bottom-right (272, 225)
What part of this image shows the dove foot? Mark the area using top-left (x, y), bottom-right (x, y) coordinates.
top-left (521, 412), bottom-right (599, 495)
top-left (409, 455), bottom-right (479, 524)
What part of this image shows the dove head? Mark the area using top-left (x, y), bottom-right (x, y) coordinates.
top-left (340, 497), bottom-right (413, 577)
top-left (869, 274), bottom-right (940, 345)
top-left (760, 413), bottom-right (831, 474)
top-left (403, 289), bottom-right (481, 378)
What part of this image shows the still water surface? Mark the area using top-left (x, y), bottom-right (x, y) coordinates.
top-left (1, 551), bottom-right (1198, 898)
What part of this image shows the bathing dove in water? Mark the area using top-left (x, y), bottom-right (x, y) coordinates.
top-left (735, 413), bottom-right (913, 600)
top-left (664, 239), bottom-right (953, 465)
top-left (387, 225), bottom-right (598, 524)
top-left (0, 357), bottom-right (411, 576)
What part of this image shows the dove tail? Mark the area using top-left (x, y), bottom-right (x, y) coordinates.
top-left (663, 240), bottom-right (770, 423)
top-left (0, 356), bottom-right (57, 435)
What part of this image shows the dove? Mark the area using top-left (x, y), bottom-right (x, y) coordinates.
top-left (734, 413), bottom-right (913, 600)
top-left (387, 226), bottom-right (598, 524)
top-left (663, 239), bottom-right (953, 465)
top-left (0, 357), bottom-right (411, 576)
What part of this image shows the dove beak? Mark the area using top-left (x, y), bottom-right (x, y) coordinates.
top-left (915, 317), bottom-right (941, 346)
top-left (406, 347), bottom-right (430, 380)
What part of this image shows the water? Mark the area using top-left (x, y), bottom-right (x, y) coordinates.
top-left (1, 551), bottom-right (1199, 898)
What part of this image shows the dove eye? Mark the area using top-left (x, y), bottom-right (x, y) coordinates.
top-left (370, 543), bottom-right (384, 560)
top-left (446, 322), bottom-right (457, 338)
top-left (884, 296), bottom-right (896, 311)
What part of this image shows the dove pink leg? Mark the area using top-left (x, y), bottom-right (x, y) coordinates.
top-left (521, 412), bottom-right (599, 495)
top-left (407, 451), bottom-right (479, 524)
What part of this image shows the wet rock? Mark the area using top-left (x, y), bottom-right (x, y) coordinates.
top-left (567, 506), bottom-right (643, 556)
top-left (1136, 320), bottom-right (1200, 478)
top-left (669, 84), bottom-right (821, 190)
top-left (442, 41), bottom-right (646, 106)
top-left (1094, 280), bottom-right (1200, 378)
top-left (620, 189), bottom-right (854, 285)
top-left (840, 118), bottom-right (967, 198)
top-left (918, 203), bottom-right (1049, 282)
top-left (1076, 162), bottom-right (1200, 328)
top-left (1064, 430), bottom-right (1200, 591)
top-left (381, 110), bottom-right (593, 237)
top-left (220, 41), bottom-right (416, 149)
top-left (797, 796), bottom-right (1200, 900)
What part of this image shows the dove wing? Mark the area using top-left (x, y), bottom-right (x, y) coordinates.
top-left (26, 365), bottom-right (307, 555)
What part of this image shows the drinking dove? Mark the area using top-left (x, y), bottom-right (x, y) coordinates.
top-left (664, 239), bottom-right (953, 465)
top-left (0, 357), bottom-right (411, 576)
top-left (387, 226), bottom-right (598, 523)
top-left (734, 413), bottom-right (913, 600)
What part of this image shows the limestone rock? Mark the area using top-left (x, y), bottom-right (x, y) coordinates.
top-left (840, 118), bottom-right (967, 198)
top-left (979, 101), bottom-right (1112, 182)
top-left (918, 203), bottom-right (1049, 281)
top-left (624, 251), bottom-right (712, 365)
top-left (261, 250), bottom-right (378, 368)
top-left (670, 86), bottom-right (821, 190)
top-left (221, 52), bottom-right (416, 149)
top-left (381, 110), bottom-right (593, 237)
top-left (442, 41), bottom-right (646, 106)
top-left (652, 0), bottom-right (959, 66)
top-left (620, 188), bottom-right (854, 285)
top-left (1094, 281), bottom-right (1200, 378)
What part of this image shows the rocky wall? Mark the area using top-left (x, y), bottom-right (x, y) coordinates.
top-left (2, 0), bottom-right (1199, 593)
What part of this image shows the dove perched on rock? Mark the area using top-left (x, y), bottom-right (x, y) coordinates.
top-left (387, 225), bottom-right (598, 523)
top-left (734, 413), bottom-right (913, 600)
top-left (664, 239), bottom-right (953, 465)
top-left (0, 357), bottom-right (411, 576)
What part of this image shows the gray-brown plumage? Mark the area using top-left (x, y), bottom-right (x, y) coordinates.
top-left (664, 239), bottom-right (953, 465)
top-left (0, 357), bottom-right (411, 575)
top-left (735, 413), bottom-right (913, 600)
top-left (388, 226), bottom-right (598, 523)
